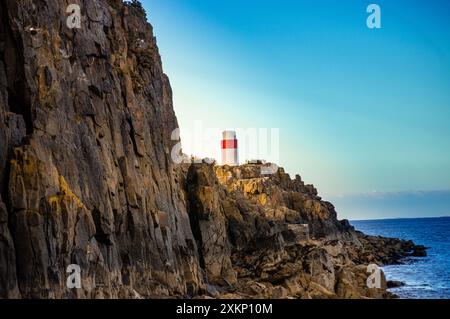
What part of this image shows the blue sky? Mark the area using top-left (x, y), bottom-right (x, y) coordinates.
top-left (140, 0), bottom-right (450, 219)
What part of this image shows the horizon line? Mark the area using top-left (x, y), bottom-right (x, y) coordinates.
top-left (350, 215), bottom-right (450, 222)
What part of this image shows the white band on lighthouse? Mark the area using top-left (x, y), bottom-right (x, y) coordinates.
top-left (221, 130), bottom-right (239, 166)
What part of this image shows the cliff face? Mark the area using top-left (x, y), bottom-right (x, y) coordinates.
top-left (0, 0), bottom-right (203, 298)
top-left (0, 1), bottom-right (425, 299)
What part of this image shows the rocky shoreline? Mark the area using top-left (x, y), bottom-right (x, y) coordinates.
top-left (183, 163), bottom-right (426, 299)
top-left (0, 0), bottom-right (425, 299)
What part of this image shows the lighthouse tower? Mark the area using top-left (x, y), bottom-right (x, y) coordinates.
top-left (221, 131), bottom-right (239, 166)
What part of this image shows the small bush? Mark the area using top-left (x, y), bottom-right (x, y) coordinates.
top-left (123, 0), bottom-right (147, 19)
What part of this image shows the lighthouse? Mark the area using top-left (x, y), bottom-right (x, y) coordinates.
top-left (221, 130), bottom-right (239, 166)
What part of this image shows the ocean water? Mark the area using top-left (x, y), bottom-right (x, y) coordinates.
top-left (351, 217), bottom-right (450, 299)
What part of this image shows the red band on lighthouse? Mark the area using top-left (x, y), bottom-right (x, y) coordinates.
top-left (221, 130), bottom-right (239, 165)
top-left (221, 139), bottom-right (238, 149)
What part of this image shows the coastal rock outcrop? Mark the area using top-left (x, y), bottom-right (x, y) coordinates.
top-left (184, 163), bottom-right (417, 299)
top-left (0, 0), bottom-right (425, 299)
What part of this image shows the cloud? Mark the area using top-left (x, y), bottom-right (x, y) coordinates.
top-left (326, 190), bottom-right (450, 221)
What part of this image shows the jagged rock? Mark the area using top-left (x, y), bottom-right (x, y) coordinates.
top-left (387, 280), bottom-right (406, 288)
top-left (0, 0), bottom-right (203, 298)
top-left (335, 265), bottom-right (390, 299)
top-left (189, 164), bottom-right (425, 299)
top-left (185, 164), bottom-right (237, 286)
top-left (411, 245), bottom-right (427, 257)
top-left (0, 196), bottom-right (20, 298)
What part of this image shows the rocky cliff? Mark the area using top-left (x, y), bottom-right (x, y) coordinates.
top-left (0, 0), bottom-right (425, 299)
top-left (184, 163), bottom-right (425, 298)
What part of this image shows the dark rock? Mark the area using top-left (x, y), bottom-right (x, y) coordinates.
top-left (0, 0), bottom-right (202, 298)
top-left (411, 245), bottom-right (427, 257)
top-left (387, 280), bottom-right (406, 288)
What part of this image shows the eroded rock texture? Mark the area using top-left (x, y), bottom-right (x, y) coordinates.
top-left (184, 163), bottom-right (421, 299)
top-left (0, 0), bottom-right (425, 299)
top-left (0, 0), bottom-right (203, 298)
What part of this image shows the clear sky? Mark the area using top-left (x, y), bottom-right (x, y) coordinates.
top-left (140, 0), bottom-right (450, 220)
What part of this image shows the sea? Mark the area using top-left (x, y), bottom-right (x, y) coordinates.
top-left (351, 217), bottom-right (450, 299)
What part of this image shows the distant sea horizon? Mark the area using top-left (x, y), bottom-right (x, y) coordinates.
top-left (350, 215), bottom-right (450, 222)
top-left (351, 216), bottom-right (450, 299)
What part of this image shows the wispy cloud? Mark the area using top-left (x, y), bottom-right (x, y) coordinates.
top-left (327, 190), bottom-right (450, 220)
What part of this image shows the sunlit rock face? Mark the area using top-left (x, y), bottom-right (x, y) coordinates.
top-left (185, 163), bottom-right (420, 299)
top-left (0, 0), bottom-right (425, 299)
top-left (0, 0), bottom-right (203, 298)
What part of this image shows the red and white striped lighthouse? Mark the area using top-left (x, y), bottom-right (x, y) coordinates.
top-left (221, 130), bottom-right (239, 166)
